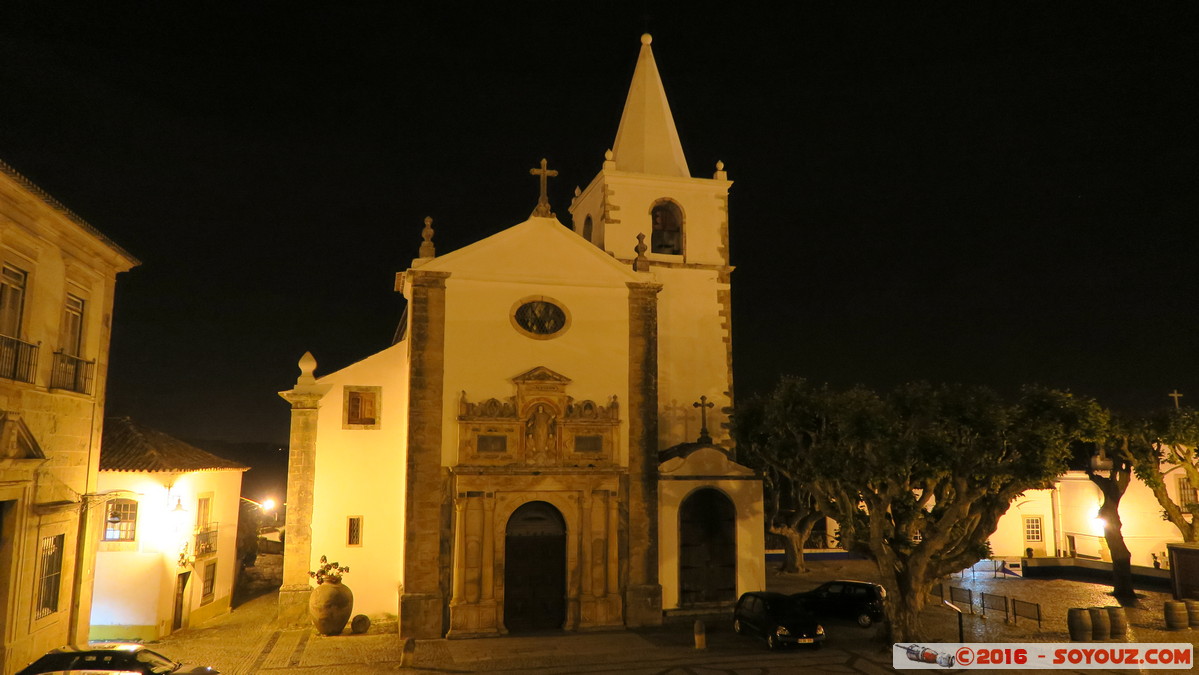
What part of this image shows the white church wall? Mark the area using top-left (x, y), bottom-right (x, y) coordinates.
top-left (311, 342), bottom-right (410, 617)
top-left (593, 174), bottom-right (730, 267)
top-left (653, 267), bottom-right (730, 448)
top-left (439, 277), bottom-right (633, 467)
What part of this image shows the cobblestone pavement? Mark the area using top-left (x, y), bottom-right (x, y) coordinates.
top-left (140, 560), bottom-right (1197, 674)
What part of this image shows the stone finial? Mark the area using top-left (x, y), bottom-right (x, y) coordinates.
top-left (419, 216), bottom-right (435, 258)
top-left (603, 149), bottom-right (616, 170)
top-left (641, 33), bottom-right (652, 45)
top-left (713, 160), bottom-right (727, 180)
top-left (297, 351), bottom-right (317, 386)
top-left (574, 185), bottom-right (581, 197)
top-left (633, 233), bottom-right (649, 271)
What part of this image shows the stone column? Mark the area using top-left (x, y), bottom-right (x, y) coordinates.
top-left (606, 490), bottom-right (619, 596)
top-left (399, 270), bottom-right (451, 642)
top-left (581, 491), bottom-right (593, 598)
top-left (624, 281), bottom-right (662, 626)
top-left (277, 352), bottom-right (332, 625)
top-left (451, 496), bottom-right (466, 604)
top-left (481, 494), bottom-right (495, 601)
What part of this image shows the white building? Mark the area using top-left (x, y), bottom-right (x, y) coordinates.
top-left (279, 33), bottom-right (764, 640)
top-left (0, 159), bottom-right (137, 673)
top-left (89, 417), bottom-right (246, 641)
top-left (991, 466), bottom-right (1193, 567)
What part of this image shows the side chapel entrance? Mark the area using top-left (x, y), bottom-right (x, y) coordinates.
top-left (503, 501), bottom-right (566, 631)
top-left (678, 488), bottom-right (736, 606)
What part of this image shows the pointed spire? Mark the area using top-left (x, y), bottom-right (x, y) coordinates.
top-left (611, 34), bottom-right (690, 178)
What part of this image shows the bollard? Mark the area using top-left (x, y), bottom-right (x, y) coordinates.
top-left (694, 619), bottom-right (707, 649)
top-left (1106, 606), bottom-right (1129, 638)
top-left (1164, 601), bottom-right (1188, 630)
top-left (1067, 607), bottom-right (1091, 641)
top-left (1088, 607), bottom-right (1111, 640)
top-left (1185, 599), bottom-right (1199, 628)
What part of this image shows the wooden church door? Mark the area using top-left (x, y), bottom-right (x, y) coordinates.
top-left (678, 488), bottom-right (737, 606)
top-left (503, 501), bottom-right (566, 631)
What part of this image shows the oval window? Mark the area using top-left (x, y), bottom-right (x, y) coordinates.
top-left (511, 298), bottom-right (569, 339)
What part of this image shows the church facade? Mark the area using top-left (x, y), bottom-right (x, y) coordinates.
top-left (280, 34), bottom-right (763, 640)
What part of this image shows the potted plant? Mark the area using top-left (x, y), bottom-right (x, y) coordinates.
top-left (308, 555), bottom-right (353, 635)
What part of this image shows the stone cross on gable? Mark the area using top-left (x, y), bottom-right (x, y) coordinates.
top-left (693, 395), bottom-right (714, 444)
top-left (1169, 390), bottom-right (1184, 409)
top-left (529, 158), bottom-right (558, 218)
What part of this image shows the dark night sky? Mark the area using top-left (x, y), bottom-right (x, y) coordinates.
top-left (1, 3), bottom-right (1196, 447)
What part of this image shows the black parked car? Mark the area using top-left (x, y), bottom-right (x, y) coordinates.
top-left (16, 644), bottom-right (219, 675)
top-left (733, 591), bottom-right (826, 650)
top-left (791, 579), bottom-right (886, 627)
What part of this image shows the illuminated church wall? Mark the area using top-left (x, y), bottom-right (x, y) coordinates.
top-left (309, 342), bottom-right (410, 616)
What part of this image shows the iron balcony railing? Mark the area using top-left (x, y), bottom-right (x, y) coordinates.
top-left (50, 351), bottom-right (94, 394)
top-left (195, 523), bottom-right (219, 557)
top-left (0, 335), bottom-right (38, 383)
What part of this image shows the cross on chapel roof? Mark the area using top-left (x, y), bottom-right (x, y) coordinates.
top-left (529, 158), bottom-right (558, 218)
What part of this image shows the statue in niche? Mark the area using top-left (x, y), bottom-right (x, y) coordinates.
top-left (525, 404), bottom-right (556, 463)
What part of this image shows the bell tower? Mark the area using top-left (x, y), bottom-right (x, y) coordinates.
top-left (569, 34), bottom-right (735, 451)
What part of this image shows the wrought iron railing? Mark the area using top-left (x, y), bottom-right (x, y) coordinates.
top-left (195, 524), bottom-right (219, 557)
top-left (0, 335), bottom-right (38, 383)
top-left (50, 351), bottom-right (94, 394)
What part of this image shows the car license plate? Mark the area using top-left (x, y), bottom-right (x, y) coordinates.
top-left (795, 638), bottom-right (814, 644)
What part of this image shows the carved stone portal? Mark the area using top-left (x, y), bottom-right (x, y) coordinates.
top-left (457, 367), bottom-right (619, 467)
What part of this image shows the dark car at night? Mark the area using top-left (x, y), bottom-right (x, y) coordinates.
top-left (791, 579), bottom-right (887, 627)
top-left (733, 591), bottom-right (826, 650)
top-left (16, 644), bottom-right (219, 675)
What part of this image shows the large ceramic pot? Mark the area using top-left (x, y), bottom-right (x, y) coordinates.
top-left (309, 580), bottom-right (354, 635)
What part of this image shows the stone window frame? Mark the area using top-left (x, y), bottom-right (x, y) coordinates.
top-left (347, 515), bottom-right (364, 547)
top-left (509, 295), bottom-right (572, 341)
top-left (103, 498), bottom-right (138, 542)
top-left (200, 559), bottom-right (217, 605)
top-left (34, 530), bottom-right (67, 621)
top-left (343, 385), bottom-right (382, 430)
top-left (1022, 515), bottom-right (1043, 543)
top-left (648, 198), bottom-right (686, 257)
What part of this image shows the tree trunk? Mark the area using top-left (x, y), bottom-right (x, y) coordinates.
top-left (1089, 461), bottom-right (1137, 605)
top-left (771, 523), bottom-right (812, 573)
top-left (881, 570), bottom-right (930, 643)
top-left (1099, 499), bottom-right (1137, 605)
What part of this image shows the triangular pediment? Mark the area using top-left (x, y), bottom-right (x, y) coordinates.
top-left (0, 412), bottom-right (46, 460)
top-left (659, 444), bottom-right (754, 478)
top-left (415, 216), bottom-right (643, 286)
top-left (511, 366), bottom-right (571, 385)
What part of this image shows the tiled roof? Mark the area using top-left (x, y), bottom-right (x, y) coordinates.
top-left (100, 417), bottom-right (248, 473)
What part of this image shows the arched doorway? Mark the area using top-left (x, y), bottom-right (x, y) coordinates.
top-left (678, 488), bottom-right (736, 606)
top-left (504, 501), bottom-right (566, 631)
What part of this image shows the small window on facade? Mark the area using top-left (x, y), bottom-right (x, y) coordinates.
top-left (104, 499), bottom-right (138, 541)
top-left (1023, 516), bottom-right (1043, 543)
top-left (60, 294), bottom-right (85, 356)
top-left (477, 435), bottom-right (507, 453)
top-left (650, 201), bottom-right (683, 254)
top-left (582, 215), bottom-right (594, 242)
top-left (0, 265), bottom-right (27, 338)
top-left (201, 560), bottom-right (217, 604)
top-left (575, 435), bottom-right (603, 453)
top-left (347, 390), bottom-right (378, 426)
top-left (347, 516), bottom-right (364, 547)
top-left (36, 533), bottom-right (64, 619)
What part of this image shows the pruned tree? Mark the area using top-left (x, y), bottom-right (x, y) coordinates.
top-left (734, 380), bottom-right (849, 573)
top-left (1122, 408), bottom-right (1199, 543)
top-left (737, 378), bottom-right (1088, 642)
